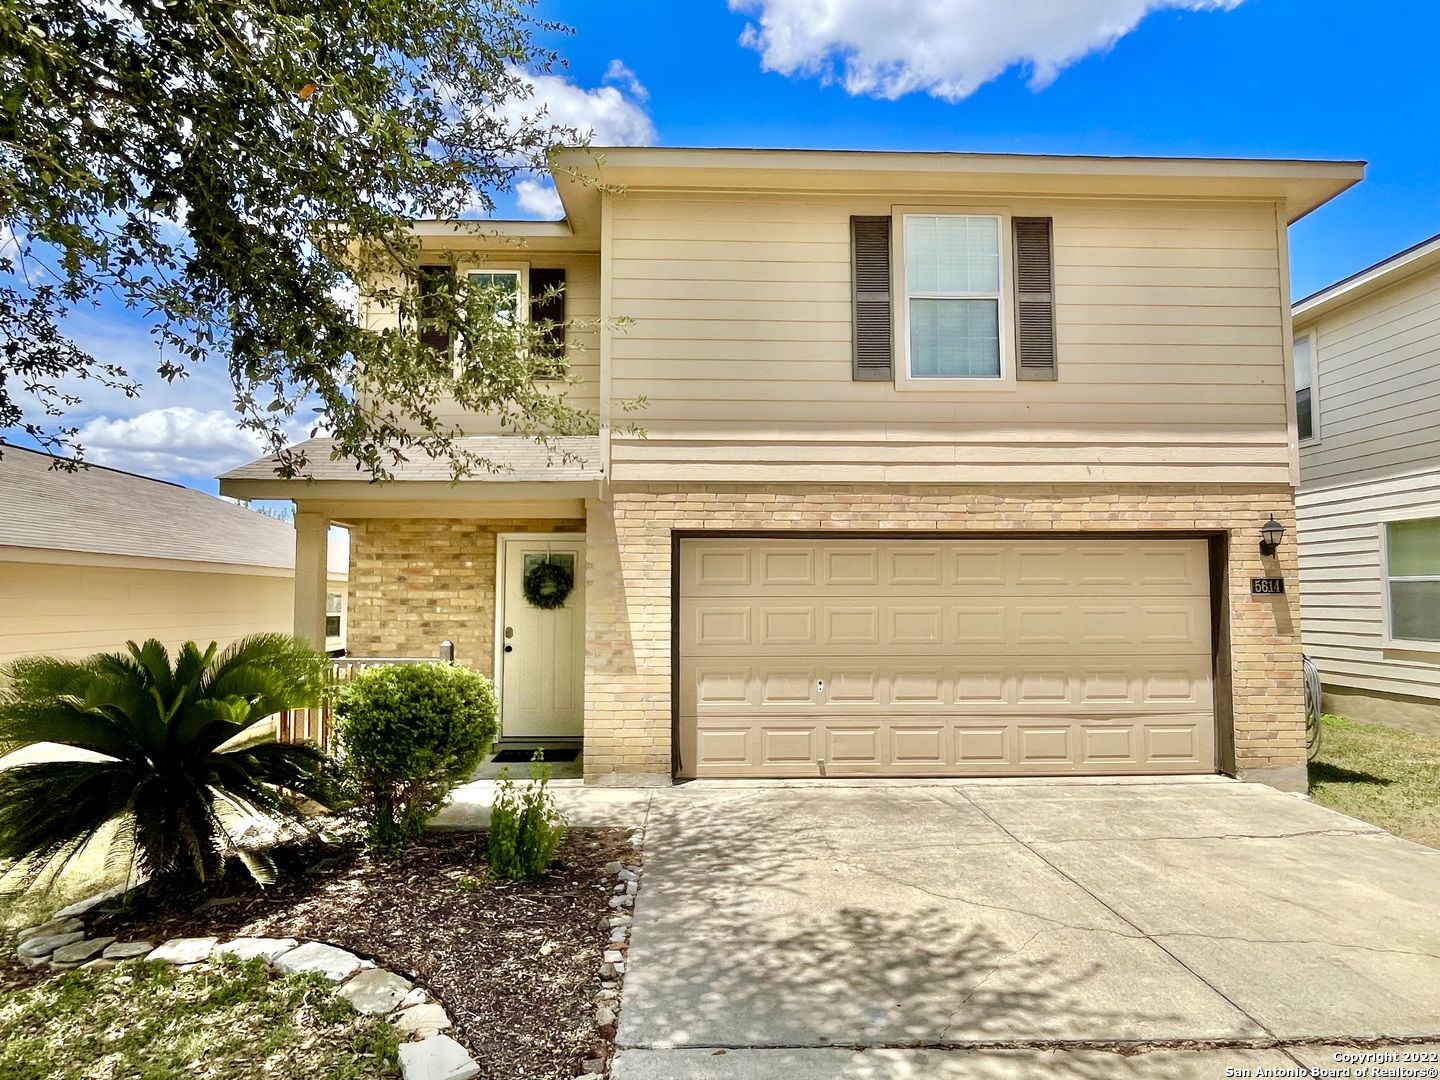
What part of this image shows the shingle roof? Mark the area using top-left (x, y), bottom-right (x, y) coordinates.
top-left (219, 436), bottom-right (603, 483)
top-left (0, 444), bottom-right (298, 569)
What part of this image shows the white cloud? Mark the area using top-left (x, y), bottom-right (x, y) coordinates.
top-left (515, 179), bottom-right (566, 219)
top-left (730, 0), bottom-right (1245, 101)
top-left (603, 59), bottom-right (651, 103)
top-left (499, 65), bottom-right (656, 147)
top-left (75, 407), bottom-right (269, 480)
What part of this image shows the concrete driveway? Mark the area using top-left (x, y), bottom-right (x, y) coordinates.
top-left (610, 778), bottom-right (1440, 1079)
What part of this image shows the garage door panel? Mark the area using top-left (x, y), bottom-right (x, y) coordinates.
top-left (692, 547), bottom-right (754, 587)
top-left (891, 726), bottom-right (946, 763)
top-left (760, 607), bottom-right (815, 645)
top-left (828, 726), bottom-right (882, 764)
top-left (956, 726), bottom-right (1011, 764)
top-left (683, 542), bottom-right (1209, 599)
top-left (686, 601), bottom-right (1206, 653)
top-left (690, 714), bottom-right (1213, 776)
top-left (1081, 723), bottom-right (1138, 764)
top-left (685, 662), bottom-right (1210, 715)
top-left (680, 538), bottom-right (1216, 779)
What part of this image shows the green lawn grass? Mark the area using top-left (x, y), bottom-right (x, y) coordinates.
top-left (1309, 713), bottom-right (1440, 849)
top-left (0, 958), bottom-right (400, 1079)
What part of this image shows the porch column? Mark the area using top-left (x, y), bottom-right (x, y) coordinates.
top-left (293, 510), bottom-right (329, 647)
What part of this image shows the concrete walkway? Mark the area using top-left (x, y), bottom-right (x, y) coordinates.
top-left (579, 778), bottom-right (1440, 1079)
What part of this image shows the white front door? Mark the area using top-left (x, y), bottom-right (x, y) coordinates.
top-left (499, 536), bottom-right (585, 739)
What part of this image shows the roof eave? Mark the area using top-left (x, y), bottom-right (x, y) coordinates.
top-left (550, 146), bottom-right (1364, 222)
top-left (218, 477), bottom-right (601, 502)
top-left (1293, 232), bottom-right (1440, 326)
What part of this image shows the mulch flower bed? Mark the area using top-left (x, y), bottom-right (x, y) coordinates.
top-left (54, 826), bottom-right (634, 1080)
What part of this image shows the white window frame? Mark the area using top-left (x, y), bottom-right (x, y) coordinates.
top-left (1293, 329), bottom-right (1320, 444)
top-left (1380, 513), bottom-right (1440, 651)
top-left (893, 208), bottom-right (1017, 392)
top-left (453, 265), bottom-right (529, 374)
top-left (466, 266), bottom-right (528, 320)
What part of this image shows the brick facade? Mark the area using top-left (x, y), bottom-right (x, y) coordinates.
top-left (584, 485), bottom-right (1306, 788)
top-left (346, 517), bottom-right (585, 675)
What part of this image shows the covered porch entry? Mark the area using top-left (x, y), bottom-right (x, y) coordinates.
top-left (218, 436), bottom-right (600, 755)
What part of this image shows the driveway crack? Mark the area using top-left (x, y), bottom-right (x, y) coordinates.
top-left (950, 787), bottom-right (1286, 1044)
top-left (1151, 930), bottom-right (1440, 962)
top-left (1028, 827), bottom-right (1386, 845)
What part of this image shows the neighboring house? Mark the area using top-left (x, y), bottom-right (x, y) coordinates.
top-left (220, 147), bottom-right (1363, 790)
top-left (1292, 233), bottom-right (1440, 727)
top-left (0, 444), bottom-right (348, 664)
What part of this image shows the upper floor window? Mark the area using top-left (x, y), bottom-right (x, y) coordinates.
top-left (850, 213), bottom-right (1055, 385)
top-left (1293, 332), bottom-right (1317, 441)
top-left (1386, 518), bottom-right (1440, 645)
top-left (468, 269), bottom-right (522, 320)
top-left (903, 215), bottom-right (1003, 380)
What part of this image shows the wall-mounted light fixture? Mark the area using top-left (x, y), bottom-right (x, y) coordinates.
top-left (1259, 515), bottom-right (1285, 556)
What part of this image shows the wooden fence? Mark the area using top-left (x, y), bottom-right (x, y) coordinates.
top-left (276, 657), bottom-right (436, 754)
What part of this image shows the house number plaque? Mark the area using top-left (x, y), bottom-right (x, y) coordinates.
top-left (1251, 577), bottom-right (1285, 594)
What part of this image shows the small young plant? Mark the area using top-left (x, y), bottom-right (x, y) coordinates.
top-left (486, 753), bottom-right (566, 880)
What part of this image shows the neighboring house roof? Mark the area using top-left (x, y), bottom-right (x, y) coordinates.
top-left (1293, 231), bottom-right (1440, 326)
top-left (221, 435), bottom-right (603, 484)
top-left (0, 444), bottom-right (298, 570)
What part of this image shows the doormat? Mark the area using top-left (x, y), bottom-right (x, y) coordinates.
top-left (490, 747), bottom-right (581, 763)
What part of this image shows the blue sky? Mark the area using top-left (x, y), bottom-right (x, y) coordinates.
top-left (10, 0), bottom-right (1439, 492)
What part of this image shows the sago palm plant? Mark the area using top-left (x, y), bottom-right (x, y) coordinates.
top-left (0, 634), bottom-right (336, 896)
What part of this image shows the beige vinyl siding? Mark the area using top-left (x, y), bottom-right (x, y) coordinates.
top-left (1298, 266), bottom-right (1440, 489)
top-left (1295, 468), bottom-right (1440, 703)
top-left (0, 560), bottom-right (298, 667)
top-left (606, 193), bottom-right (1291, 484)
top-left (359, 252), bottom-right (602, 436)
top-left (342, 182), bottom-right (1307, 486)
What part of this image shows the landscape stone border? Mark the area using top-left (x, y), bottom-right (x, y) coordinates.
top-left (12, 825), bottom-right (651, 1080)
top-left (587, 828), bottom-right (645, 1076)
top-left (12, 909), bottom-right (480, 1080)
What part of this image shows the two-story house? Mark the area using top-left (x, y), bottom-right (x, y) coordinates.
top-left (1292, 233), bottom-right (1440, 728)
top-left (219, 147), bottom-right (1362, 791)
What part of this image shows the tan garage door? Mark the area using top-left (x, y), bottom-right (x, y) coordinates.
top-left (679, 537), bottom-right (1216, 779)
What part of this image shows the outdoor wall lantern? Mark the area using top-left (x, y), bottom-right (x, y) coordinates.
top-left (1259, 515), bottom-right (1286, 556)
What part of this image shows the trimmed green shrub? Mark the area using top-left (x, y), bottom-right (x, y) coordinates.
top-left (486, 755), bottom-right (566, 880)
top-left (336, 662), bottom-right (497, 855)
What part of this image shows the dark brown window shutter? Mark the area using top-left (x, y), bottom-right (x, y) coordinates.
top-left (1013, 217), bottom-right (1057, 381)
top-left (529, 268), bottom-right (566, 374)
top-left (851, 216), bottom-right (893, 381)
top-left (418, 265), bottom-right (453, 355)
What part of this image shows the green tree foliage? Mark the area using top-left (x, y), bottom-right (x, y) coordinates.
top-left (0, 0), bottom-right (604, 476)
top-left (486, 754), bottom-right (565, 880)
top-left (335, 663), bottom-right (497, 855)
top-left (0, 635), bottom-right (334, 895)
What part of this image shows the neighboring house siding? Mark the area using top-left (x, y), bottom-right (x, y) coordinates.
top-left (605, 194), bottom-right (1292, 484)
top-left (1299, 269), bottom-right (1440, 489)
top-left (0, 559), bottom-right (295, 667)
top-left (1295, 260), bottom-right (1440, 713)
top-left (1296, 470), bottom-right (1440, 705)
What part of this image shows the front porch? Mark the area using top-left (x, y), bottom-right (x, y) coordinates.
top-left (218, 435), bottom-right (606, 775)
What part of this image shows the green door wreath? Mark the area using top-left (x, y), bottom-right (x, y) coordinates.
top-left (522, 558), bottom-right (575, 609)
